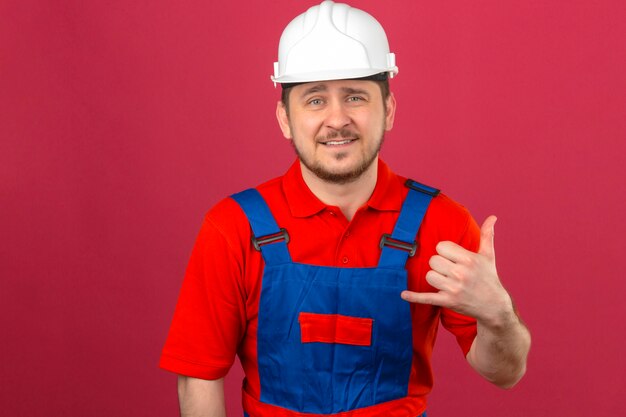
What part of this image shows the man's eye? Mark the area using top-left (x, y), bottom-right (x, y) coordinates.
top-left (347, 96), bottom-right (363, 102)
top-left (308, 99), bottom-right (323, 105)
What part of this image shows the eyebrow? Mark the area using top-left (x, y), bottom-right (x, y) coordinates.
top-left (299, 84), bottom-right (370, 98)
top-left (340, 87), bottom-right (369, 96)
top-left (300, 84), bottom-right (328, 97)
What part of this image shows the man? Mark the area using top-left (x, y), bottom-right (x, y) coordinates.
top-left (160, 1), bottom-right (531, 416)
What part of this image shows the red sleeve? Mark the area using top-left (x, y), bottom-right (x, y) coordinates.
top-left (159, 204), bottom-right (247, 380)
top-left (439, 207), bottom-right (481, 356)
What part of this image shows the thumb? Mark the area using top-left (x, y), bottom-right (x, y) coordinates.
top-left (479, 215), bottom-right (497, 258)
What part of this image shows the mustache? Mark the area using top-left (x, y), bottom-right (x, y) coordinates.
top-left (317, 129), bottom-right (360, 142)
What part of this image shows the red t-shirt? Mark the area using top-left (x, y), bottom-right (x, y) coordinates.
top-left (160, 159), bottom-right (480, 413)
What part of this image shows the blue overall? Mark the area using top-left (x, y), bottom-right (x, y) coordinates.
top-left (232, 180), bottom-right (438, 416)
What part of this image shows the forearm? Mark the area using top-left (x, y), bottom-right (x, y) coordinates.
top-left (178, 376), bottom-right (226, 417)
top-left (466, 301), bottom-right (531, 389)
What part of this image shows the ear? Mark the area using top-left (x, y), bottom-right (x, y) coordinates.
top-left (276, 101), bottom-right (293, 139)
top-left (384, 92), bottom-right (397, 131)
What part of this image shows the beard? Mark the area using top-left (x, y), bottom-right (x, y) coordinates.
top-left (291, 128), bottom-right (385, 185)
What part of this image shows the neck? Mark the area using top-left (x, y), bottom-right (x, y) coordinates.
top-left (300, 159), bottom-right (379, 221)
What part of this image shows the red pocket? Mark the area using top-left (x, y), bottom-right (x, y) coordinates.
top-left (298, 312), bottom-right (373, 346)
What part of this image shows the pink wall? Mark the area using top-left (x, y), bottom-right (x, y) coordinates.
top-left (2, 1), bottom-right (624, 415)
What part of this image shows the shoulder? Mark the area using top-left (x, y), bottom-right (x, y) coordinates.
top-left (419, 189), bottom-right (479, 251)
top-left (391, 170), bottom-right (470, 225)
top-left (429, 192), bottom-right (472, 224)
top-left (396, 174), bottom-right (472, 232)
top-left (385, 167), bottom-right (477, 244)
top-left (388, 166), bottom-right (479, 249)
top-left (201, 175), bottom-right (286, 250)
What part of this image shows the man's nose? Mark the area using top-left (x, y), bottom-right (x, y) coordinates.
top-left (324, 100), bottom-right (351, 130)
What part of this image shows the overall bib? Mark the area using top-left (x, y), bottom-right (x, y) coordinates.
top-left (232, 180), bottom-right (438, 417)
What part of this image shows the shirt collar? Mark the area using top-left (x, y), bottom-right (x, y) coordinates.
top-left (282, 159), bottom-right (406, 218)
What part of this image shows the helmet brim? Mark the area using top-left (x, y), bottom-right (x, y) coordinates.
top-left (271, 67), bottom-right (398, 85)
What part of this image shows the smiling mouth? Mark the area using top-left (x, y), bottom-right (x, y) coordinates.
top-left (320, 138), bottom-right (357, 146)
top-left (325, 139), bottom-right (354, 146)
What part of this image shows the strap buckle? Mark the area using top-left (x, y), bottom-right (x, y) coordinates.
top-left (379, 233), bottom-right (417, 257)
top-left (252, 228), bottom-right (290, 251)
top-left (405, 179), bottom-right (440, 197)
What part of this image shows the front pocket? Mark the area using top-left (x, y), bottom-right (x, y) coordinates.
top-left (298, 312), bottom-right (373, 346)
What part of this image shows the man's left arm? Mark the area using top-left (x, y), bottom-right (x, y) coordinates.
top-left (401, 216), bottom-right (531, 389)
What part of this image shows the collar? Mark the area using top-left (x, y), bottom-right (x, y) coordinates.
top-left (282, 159), bottom-right (407, 218)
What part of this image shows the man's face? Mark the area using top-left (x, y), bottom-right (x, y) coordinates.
top-left (276, 79), bottom-right (396, 184)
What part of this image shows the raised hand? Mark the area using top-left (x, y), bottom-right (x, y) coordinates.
top-left (401, 216), bottom-right (513, 324)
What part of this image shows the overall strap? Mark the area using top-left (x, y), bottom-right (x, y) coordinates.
top-left (231, 188), bottom-right (292, 265)
top-left (378, 179), bottom-right (440, 269)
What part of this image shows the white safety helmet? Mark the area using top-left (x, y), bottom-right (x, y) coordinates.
top-left (271, 0), bottom-right (398, 86)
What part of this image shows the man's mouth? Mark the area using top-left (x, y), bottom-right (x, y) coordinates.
top-left (322, 139), bottom-right (356, 146)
